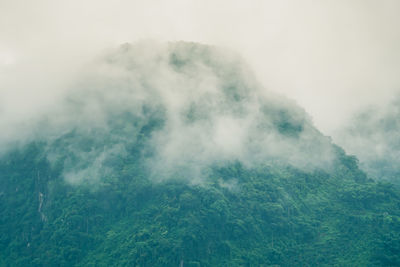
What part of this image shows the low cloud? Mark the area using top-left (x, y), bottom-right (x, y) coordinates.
top-left (335, 96), bottom-right (400, 182)
top-left (19, 41), bottom-right (334, 185)
top-left (2, 1), bottom-right (400, 136)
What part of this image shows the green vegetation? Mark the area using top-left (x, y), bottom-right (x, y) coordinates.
top-left (1, 132), bottom-right (400, 266)
top-left (338, 97), bottom-right (400, 184)
top-left (1, 42), bottom-right (400, 266)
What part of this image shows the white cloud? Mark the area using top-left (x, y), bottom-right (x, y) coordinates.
top-left (1, 0), bottom-right (400, 141)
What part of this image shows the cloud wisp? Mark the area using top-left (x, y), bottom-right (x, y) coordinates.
top-left (5, 41), bottom-right (335, 185)
top-left (1, 0), bottom-right (400, 135)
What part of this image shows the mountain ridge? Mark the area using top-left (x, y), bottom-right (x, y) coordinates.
top-left (1, 42), bottom-right (399, 266)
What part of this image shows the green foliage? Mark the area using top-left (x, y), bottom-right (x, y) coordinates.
top-left (1, 138), bottom-right (400, 266)
top-left (1, 42), bottom-right (399, 266)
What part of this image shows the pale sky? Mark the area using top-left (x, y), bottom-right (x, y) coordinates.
top-left (1, 0), bottom-right (400, 135)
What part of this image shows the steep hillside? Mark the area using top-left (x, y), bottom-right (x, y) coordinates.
top-left (1, 42), bottom-right (400, 266)
top-left (337, 97), bottom-right (400, 184)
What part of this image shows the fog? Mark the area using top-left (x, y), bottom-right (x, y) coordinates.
top-left (335, 95), bottom-right (400, 182)
top-left (2, 0), bottom-right (400, 133)
top-left (1, 0), bottom-right (400, 183)
top-left (31, 41), bottom-right (334, 185)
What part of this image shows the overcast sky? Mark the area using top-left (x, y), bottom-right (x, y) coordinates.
top-left (1, 0), bottom-right (400, 135)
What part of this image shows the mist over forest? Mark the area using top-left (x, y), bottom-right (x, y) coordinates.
top-left (10, 41), bottom-right (336, 186)
top-left (1, 1), bottom-right (400, 266)
top-left (336, 95), bottom-right (400, 183)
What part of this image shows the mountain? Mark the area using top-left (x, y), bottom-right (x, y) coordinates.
top-left (1, 42), bottom-right (400, 266)
top-left (337, 97), bottom-right (400, 184)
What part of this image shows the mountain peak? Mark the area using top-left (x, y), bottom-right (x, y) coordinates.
top-left (40, 41), bottom-right (336, 184)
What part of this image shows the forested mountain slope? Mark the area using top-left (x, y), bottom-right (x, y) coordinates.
top-left (337, 97), bottom-right (400, 184)
top-left (1, 42), bottom-right (399, 266)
